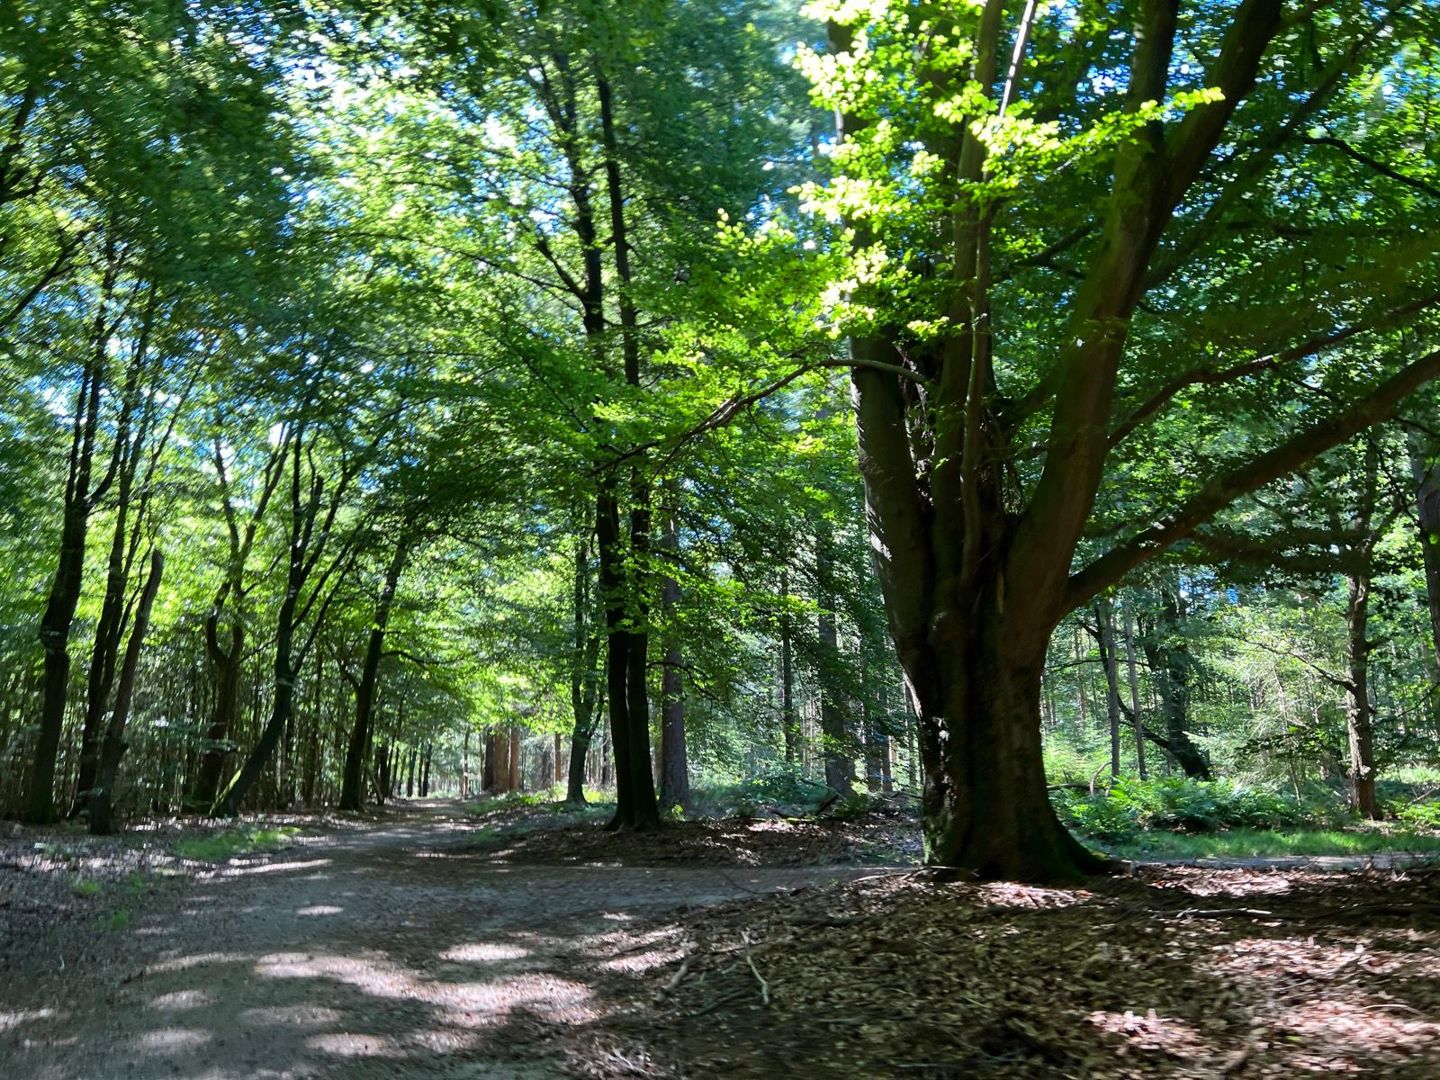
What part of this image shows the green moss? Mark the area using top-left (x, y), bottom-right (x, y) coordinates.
top-left (71, 878), bottom-right (102, 898)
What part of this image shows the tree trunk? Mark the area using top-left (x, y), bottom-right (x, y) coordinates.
top-left (1409, 432), bottom-right (1440, 699)
top-left (1095, 599), bottom-right (1123, 779)
top-left (1345, 568), bottom-right (1379, 818)
top-left (461, 729), bottom-right (471, 797)
top-left (915, 618), bottom-right (1110, 880)
top-left (1138, 587), bottom-right (1211, 780)
top-left (1122, 603), bottom-right (1148, 780)
top-left (658, 495), bottom-right (688, 814)
top-left (90, 550), bottom-right (163, 835)
top-left (816, 542), bottom-right (854, 796)
top-left (507, 727), bottom-right (520, 793)
top-left (780, 568), bottom-right (798, 765)
top-left (339, 540), bottom-right (408, 811)
top-left (26, 248), bottom-right (123, 825)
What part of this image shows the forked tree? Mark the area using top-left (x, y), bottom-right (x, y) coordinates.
top-left (807, 0), bottom-right (1440, 878)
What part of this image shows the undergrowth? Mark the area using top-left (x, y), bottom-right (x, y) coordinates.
top-left (1055, 777), bottom-right (1440, 858)
top-left (174, 825), bottom-right (297, 861)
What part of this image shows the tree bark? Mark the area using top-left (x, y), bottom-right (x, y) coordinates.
top-left (89, 549), bottom-right (163, 835)
top-left (780, 568), bottom-right (798, 765)
top-left (25, 248), bottom-right (119, 823)
top-left (1122, 603), bottom-right (1148, 780)
top-left (1095, 599), bottom-right (1124, 779)
top-left (339, 538), bottom-right (409, 811)
top-left (1409, 431), bottom-right (1440, 698)
top-left (816, 540), bottom-right (854, 795)
top-left (658, 492), bottom-right (688, 814)
top-left (1345, 567), bottom-right (1379, 819)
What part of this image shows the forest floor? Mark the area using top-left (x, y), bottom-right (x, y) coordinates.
top-left (1, 799), bottom-right (1438, 1079)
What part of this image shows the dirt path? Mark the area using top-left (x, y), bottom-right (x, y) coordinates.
top-left (1, 800), bottom-right (876, 1079)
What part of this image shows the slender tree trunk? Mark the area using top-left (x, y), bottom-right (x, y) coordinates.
top-left (461, 729), bottom-right (470, 797)
top-left (1096, 599), bottom-right (1123, 779)
top-left (90, 550), bottom-right (163, 835)
top-left (340, 539), bottom-right (409, 811)
top-left (75, 349), bottom-right (150, 813)
top-left (26, 254), bottom-right (117, 823)
top-left (1409, 432), bottom-right (1440, 701)
top-left (507, 727), bottom-right (520, 793)
top-left (1139, 587), bottom-right (1211, 780)
top-left (658, 493), bottom-right (688, 813)
top-left (406, 747), bottom-right (416, 798)
top-left (780, 568), bottom-right (798, 765)
top-left (816, 542), bottom-right (854, 795)
top-left (1345, 567), bottom-right (1379, 818)
top-left (1123, 603), bottom-right (1148, 780)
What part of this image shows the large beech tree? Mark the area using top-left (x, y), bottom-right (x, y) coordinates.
top-left (803, 0), bottom-right (1440, 879)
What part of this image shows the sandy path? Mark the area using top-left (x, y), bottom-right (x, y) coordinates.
top-left (1, 801), bottom-right (867, 1079)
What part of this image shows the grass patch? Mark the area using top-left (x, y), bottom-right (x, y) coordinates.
top-left (174, 825), bottom-right (297, 862)
top-left (96, 908), bottom-right (132, 930)
top-left (465, 785), bottom-right (614, 816)
top-left (71, 878), bottom-right (102, 898)
top-left (1106, 828), bottom-right (1440, 860)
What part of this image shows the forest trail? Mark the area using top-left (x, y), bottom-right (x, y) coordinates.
top-left (1, 800), bottom-right (879, 1079)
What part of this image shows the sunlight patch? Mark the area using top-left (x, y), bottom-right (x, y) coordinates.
top-left (600, 946), bottom-right (686, 974)
top-left (0, 1008), bottom-right (59, 1032)
top-left (440, 942), bottom-right (531, 962)
top-left (147, 952), bottom-right (248, 974)
top-left (308, 1032), bottom-right (401, 1058)
top-left (149, 989), bottom-right (212, 1011)
top-left (241, 1004), bottom-right (341, 1027)
top-left (136, 1027), bottom-right (210, 1053)
top-left (296, 905), bottom-right (343, 916)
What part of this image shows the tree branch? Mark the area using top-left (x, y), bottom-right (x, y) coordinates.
top-left (1067, 347), bottom-right (1440, 610)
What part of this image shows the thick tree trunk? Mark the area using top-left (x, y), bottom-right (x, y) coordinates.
top-left (916, 623), bottom-right (1110, 881)
top-left (507, 727), bottom-right (520, 793)
top-left (482, 730), bottom-right (496, 792)
top-left (90, 550), bottom-right (163, 835)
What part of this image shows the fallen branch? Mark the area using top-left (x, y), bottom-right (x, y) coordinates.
top-left (742, 931), bottom-right (769, 1007)
top-left (658, 956), bottom-right (693, 997)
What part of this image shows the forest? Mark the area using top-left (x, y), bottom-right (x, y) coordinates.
top-left (2, 1), bottom-right (1440, 1077)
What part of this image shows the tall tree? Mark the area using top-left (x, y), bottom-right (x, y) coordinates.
top-left (804, 0), bottom-right (1440, 877)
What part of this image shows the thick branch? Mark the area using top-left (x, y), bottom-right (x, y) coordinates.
top-left (1067, 347), bottom-right (1440, 610)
